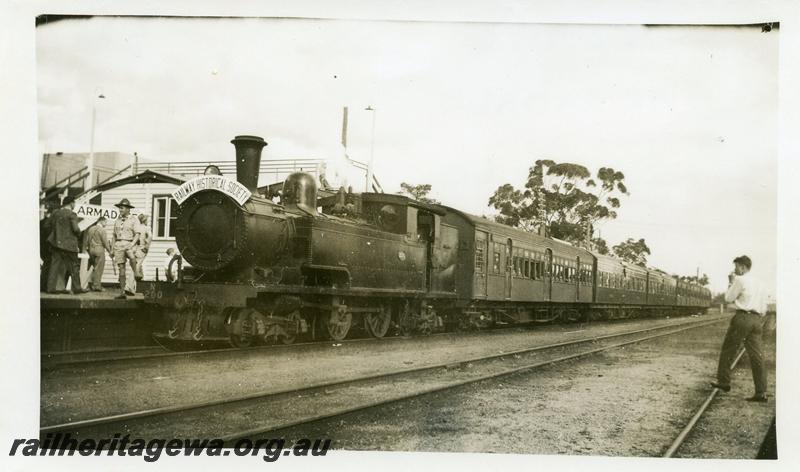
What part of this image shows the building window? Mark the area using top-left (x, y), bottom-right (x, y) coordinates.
top-left (153, 196), bottom-right (178, 238)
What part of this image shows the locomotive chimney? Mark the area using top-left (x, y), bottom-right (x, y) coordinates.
top-left (230, 135), bottom-right (267, 192)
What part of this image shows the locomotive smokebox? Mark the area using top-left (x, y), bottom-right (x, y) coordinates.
top-left (231, 135), bottom-right (267, 192)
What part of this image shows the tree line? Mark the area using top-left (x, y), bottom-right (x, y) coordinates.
top-left (399, 159), bottom-right (708, 286)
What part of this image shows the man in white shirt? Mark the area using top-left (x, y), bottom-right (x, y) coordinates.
top-left (712, 255), bottom-right (768, 402)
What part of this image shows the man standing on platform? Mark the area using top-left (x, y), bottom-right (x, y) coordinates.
top-left (45, 196), bottom-right (86, 294)
top-left (712, 255), bottom-right (769, 402)
top-left (111, 198), bottom-right (138, 299)
top-left (132, 213), bottom-right (152, 281)
top-left (82, 216), bottom-right (112, 291)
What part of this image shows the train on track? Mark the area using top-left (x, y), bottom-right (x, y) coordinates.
top-left (141, 134), bottom-right (711, 348)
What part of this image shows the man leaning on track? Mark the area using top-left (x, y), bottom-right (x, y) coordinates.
top-left (711, 255), bottom-right (769, 402)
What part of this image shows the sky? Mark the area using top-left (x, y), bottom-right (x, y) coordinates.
top-left (36, 16), bottom-right (778, 297)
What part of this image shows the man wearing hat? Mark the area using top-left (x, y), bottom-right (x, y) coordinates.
top-left (111, 198), bottom-right (138, 299)
top-left (45, 195), bottom-right (86, 294)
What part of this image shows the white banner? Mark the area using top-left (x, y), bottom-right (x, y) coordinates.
top-left (172, 175), bottom-right (252, 206)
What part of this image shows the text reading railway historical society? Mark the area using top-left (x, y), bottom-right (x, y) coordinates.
top-left (172, 175), bottom-right (252, 206)
top-left (9, 435), bottom-right (330, 462)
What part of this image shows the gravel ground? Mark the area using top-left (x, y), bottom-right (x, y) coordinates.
top-left (271, 317), bottom-right (776, 459)
top-left (41, 313), bottom-right (718, 425)
top-left (62, 320), bottom-right (713, 440)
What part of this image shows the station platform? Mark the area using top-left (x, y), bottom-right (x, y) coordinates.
top-left (40, 289), bottom-right (161, 353)
top-left (40, 290), bottom-right (145, 310)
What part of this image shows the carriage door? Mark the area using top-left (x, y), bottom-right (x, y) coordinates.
top-left (473, 231), bottom-right (488, 297)
top-left (505, 239), bottom-right (513, 299)
top-left (576, 256), bottom-right (581, 301)
top-left (544, 248), bottom-right (553, 301)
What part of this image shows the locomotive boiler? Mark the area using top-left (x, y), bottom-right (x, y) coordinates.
top-left (141, 134), bottom-right (712, 349)
top-left (144, 134), bottom-right (454, 347)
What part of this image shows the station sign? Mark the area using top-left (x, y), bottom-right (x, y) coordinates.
top-left (74, 203), bottom-right (140, 230)
top-left (172, 175), bottom-right (251, 206)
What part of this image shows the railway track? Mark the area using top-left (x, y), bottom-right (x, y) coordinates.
top-left (41, 325), bottom-right (496, 369)
top-left (41, 314), bottom-right (727, 442)
top-left (41, 311), bottom-right (712, 369)
top-left (663, 348), bottom-right (747, 458)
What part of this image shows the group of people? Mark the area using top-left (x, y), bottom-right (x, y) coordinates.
top-left (41, 197), bottom-right (153, 299)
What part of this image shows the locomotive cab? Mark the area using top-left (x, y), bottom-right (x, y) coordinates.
top-left (361, 193), bottom-right (444, 242)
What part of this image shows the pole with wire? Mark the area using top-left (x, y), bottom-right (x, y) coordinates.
top-left (87, 92), bottom-right (106, 190)
top-left (365, 106), bottom-right (376, 193)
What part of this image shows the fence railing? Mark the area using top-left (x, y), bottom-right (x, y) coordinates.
top-left (134, 159), bottom-right (326, 177)
top-left (41, 156), bottom-right (383, 203)
top-left (41, 166), bottom-right (89, 197)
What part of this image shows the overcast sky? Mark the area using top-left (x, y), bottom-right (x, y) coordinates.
top-left (36, 17), bottom-right (778, 297)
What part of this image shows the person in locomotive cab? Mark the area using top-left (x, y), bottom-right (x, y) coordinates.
top-left (711, 255), bottom-right (769, 402)
top-left (111, 198), bottom-right (138, 299)
top-left (132, 213), bottom-right (152, 281)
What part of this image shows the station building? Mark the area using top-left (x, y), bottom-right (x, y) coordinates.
top-left (42, 150), bottom-right (380, 287)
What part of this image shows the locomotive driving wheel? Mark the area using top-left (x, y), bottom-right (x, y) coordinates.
top-left (229, 329), bottom-right (253, 348)
top-left (365, 305), bottom-right (392, 338)
top-left (278, 311), bottom-right (303, 345)
top-left (320, 299), bottom-right (352, 341)
top-left (227, 308), bottom-right (257, 348)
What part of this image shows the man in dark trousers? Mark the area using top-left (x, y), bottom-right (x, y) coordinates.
top-left (712, 255), bottom-right (769, 401)
top-left (46, 196), bottom-right (87, 294)
top-left (82, 216), bottom-right (112, 291)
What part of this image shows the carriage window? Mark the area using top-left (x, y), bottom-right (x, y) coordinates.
top-left (475, 243), bottom-right (485, 273)
top-left (493, 251), bottom-right (500, 274)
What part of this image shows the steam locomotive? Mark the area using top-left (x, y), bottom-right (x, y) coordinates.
top-left (140, 135), bottom-right (711, 348)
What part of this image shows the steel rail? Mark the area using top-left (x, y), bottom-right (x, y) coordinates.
top-left (662, 348), bottom-right (747, 458)
top-left (42, 313), bottom-right (713, 369)
top-left (219, 318), bottom-right (723, 442)
top-left (41, 324), bottom-right (461, 369)
top-left (41, 316), bottom-right (725, 436)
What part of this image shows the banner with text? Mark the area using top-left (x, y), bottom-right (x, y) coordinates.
top-left (172, 175), bottom-right (251, 206)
